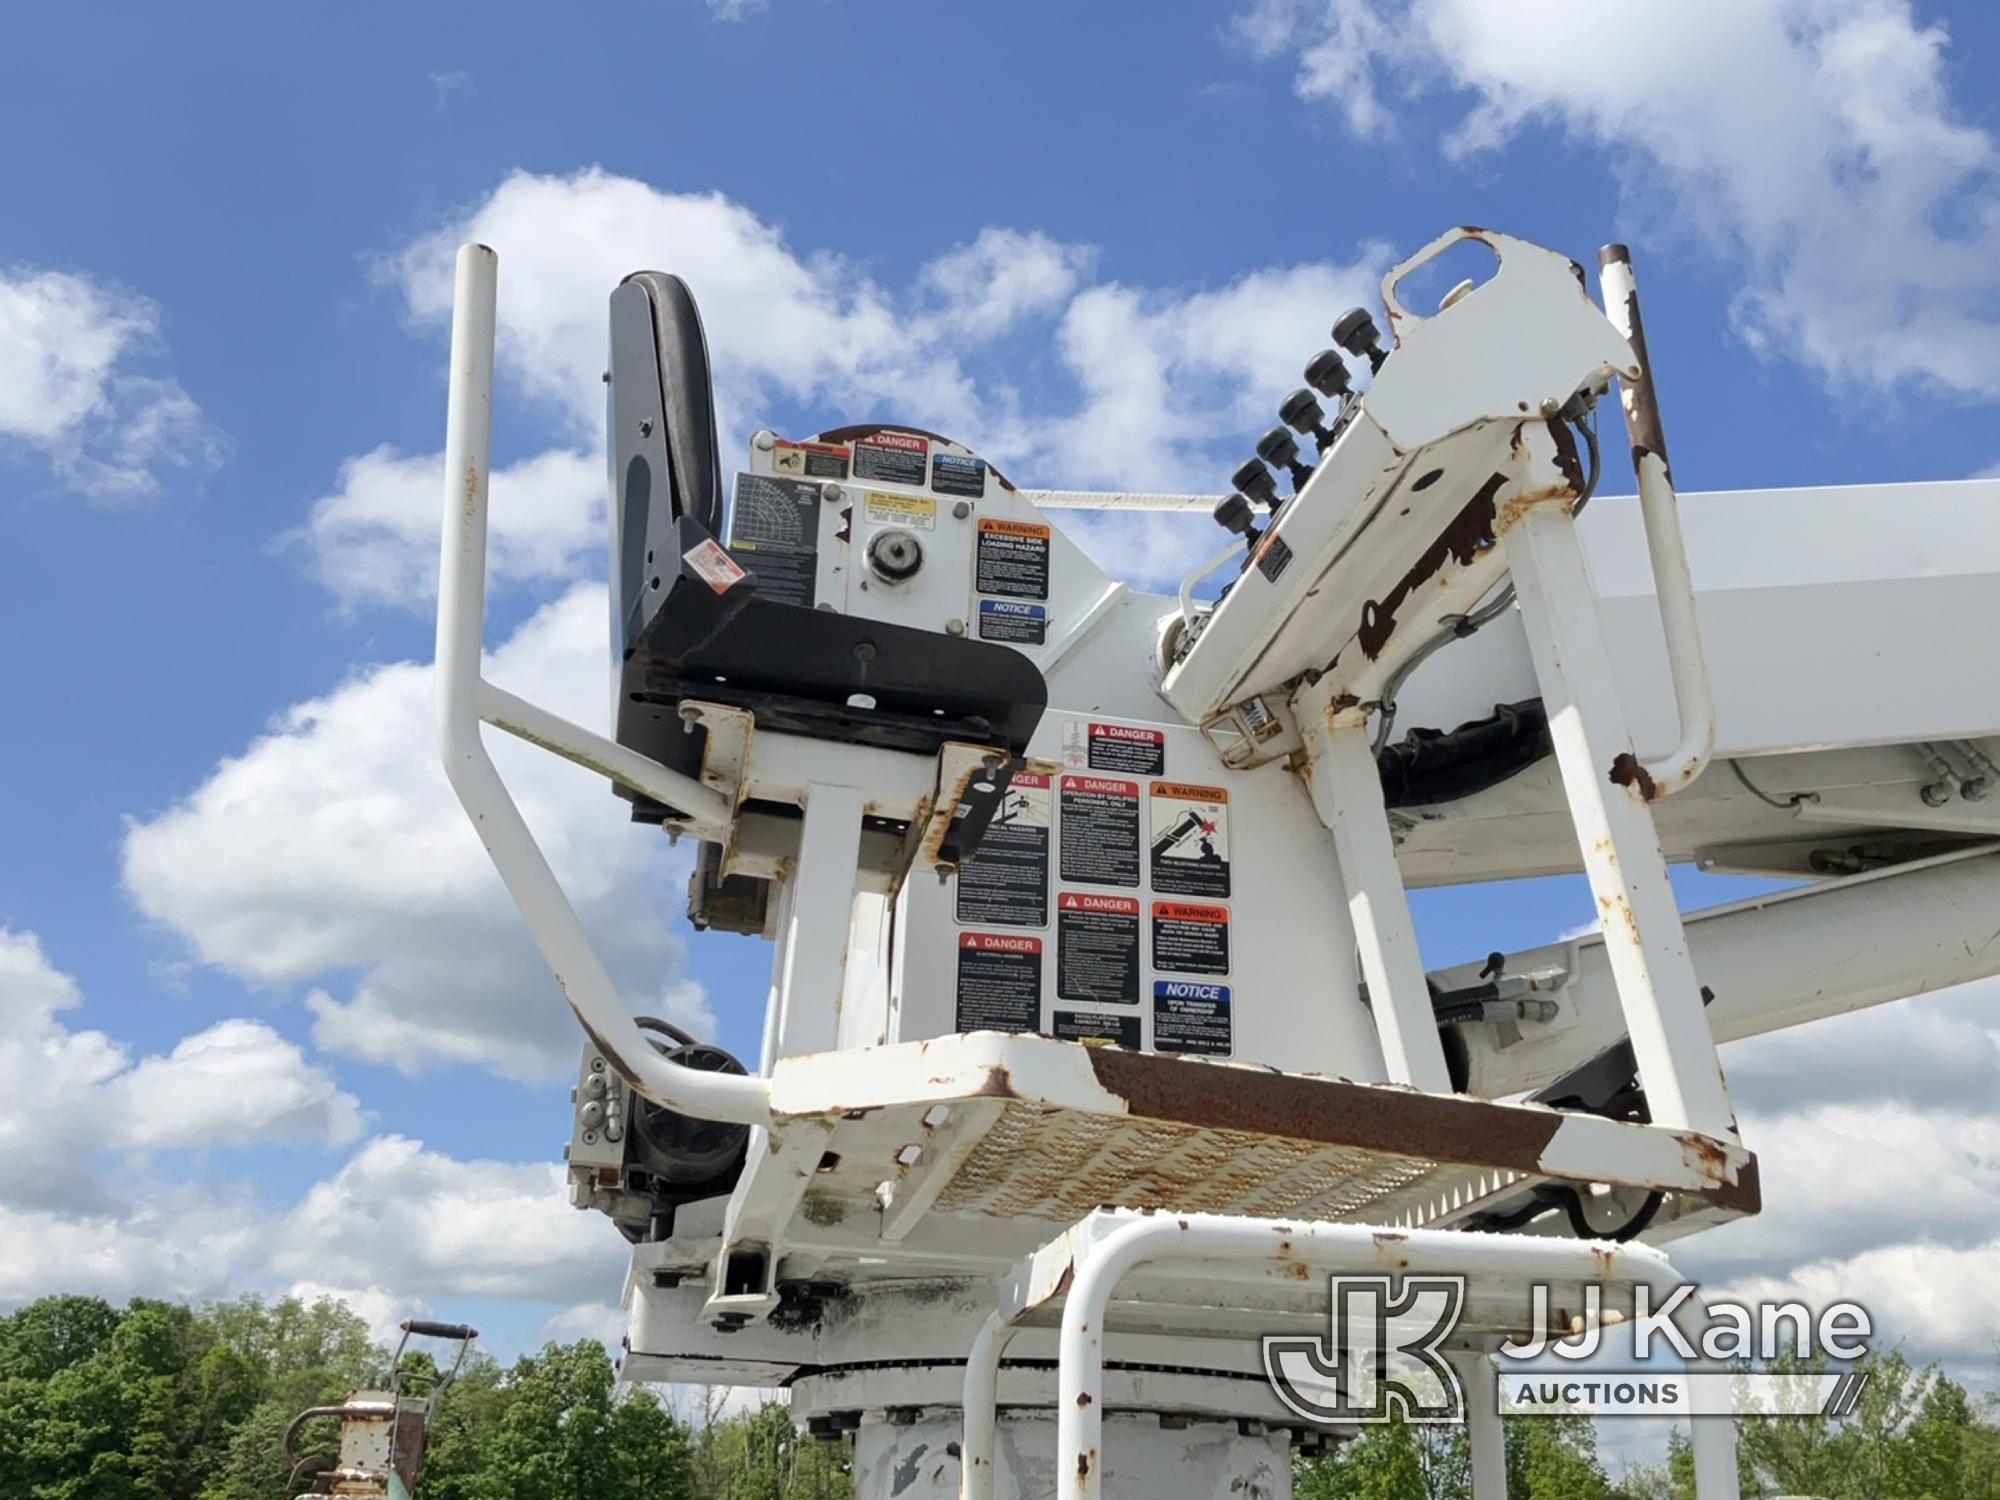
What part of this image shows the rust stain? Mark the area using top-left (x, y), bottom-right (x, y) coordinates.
top-left (1357, 472), bottom-right (1509, 660)
top-left (1608, 752), bottom-right (1660, 802)
top-left (970, 1064), bottom-right (1018, 1099)
top-left (1076, 1392), bottom-right (1093, 1408)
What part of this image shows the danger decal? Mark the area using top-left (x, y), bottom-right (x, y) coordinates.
top-left (1056, 891), bottom-right (1140, 1004)
top-left (954, 932), bottom-right (1043, 1034)
top-left (1058, 776), bottom-right (1140, 889)
top-left (954, 774), bottom-right (1050, 928)
top-left (853, 430), bottom-right (929, 487)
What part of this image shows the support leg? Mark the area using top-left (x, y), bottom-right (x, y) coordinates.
top-left (1450, 1350), bottom-right (1508, 1499)
top-left (1302, 714), bottom-right (1453, 1092)
top-left (1673, 1295), bottom-right (1741, 1500)
top-left (772, 781), bottom-right (867, 1060)
top-left (1502, 504), bottom-right (1734, 1138)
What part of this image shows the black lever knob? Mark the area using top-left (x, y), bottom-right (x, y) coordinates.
top-left (1257, 425), bottom-right (1315, 492)
top-left (1212, 492), bottom-right (1258, 547)
top-left (1332, 306), bottom-right (1388, 372)
top-left (1278, 387), bottom-right (1336, 453)
top-left (1230, 458), bottom-right (1280, 511)
top-left (1303, 348), bottom-right (1353, 400)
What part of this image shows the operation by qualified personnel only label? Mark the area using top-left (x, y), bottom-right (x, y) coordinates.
top-left (955, 932), bottom-right (1042, 1034)
top-left (1059, 776), bottom-right (1140, 888)
top-left (954, 774), bottom-right (1050, 928)
top-left (1153, 981), bottom-right (1231, 1056)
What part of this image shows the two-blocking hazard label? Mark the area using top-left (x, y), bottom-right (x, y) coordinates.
top-left (1153, 980), bottom-right (1231, 1056)
top-left (954, 774), bottom-right (1050, 927)
top-left (1148, 782), bottom-right (1229, 898)
top-left (1152, 901), bottom-right (1230, 975)
top-left (955, 932), bottom-right (1042, 1034)
top-left (1057, 892), bottom-right (1140, 1003)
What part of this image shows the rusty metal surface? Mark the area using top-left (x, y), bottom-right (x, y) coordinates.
top-left (1599, 243), bottom-right (1670, 480)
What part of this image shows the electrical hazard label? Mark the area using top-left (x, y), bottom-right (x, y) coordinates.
top-left (978, 598), bottom-right (1046, 645)
top-left (976, 518), bottom-right (1051, 600)
top-left (853, 430), bottom-right (929, 486)
top-left (1053, 1009), bottom-right (1141, 1049)
top-left (954, 774), bottom-right (1050, 928)
top-left (931, 452), bottom-right (987, 498)
top-left (727, 473), bottom-right (821, 608)
top-left (1058, 776), bottom-right (1140, 888)
top-left (1056, 892), bottom-right (1140, 1004)
top-left (771, 440), bottom-right (850, 479)
top-left (1148, 782), bottom-right (1230, 898)
top-left (864, 489), bottom-right (936, 532)
top-left (1151, 901), bottom-right (1230, 976)
top-left (1152, 981), bottom-right (1232, 1056)
top-left (955, 932), bottom-right (1043, 1034)
top-left (1082, 721), bottom-right (1165, 776)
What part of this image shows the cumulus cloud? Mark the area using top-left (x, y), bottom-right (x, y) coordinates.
top-left (0, 266), bottom-right (224, 500)
top-left (294, 167), bottom-right (1383, 605)
top-left (1239, 0), bottom-right (2000, 399)
top-left (0, 928), bottom-right (364, 1214)
top-left (121, 583), bottom-right (715, 1081)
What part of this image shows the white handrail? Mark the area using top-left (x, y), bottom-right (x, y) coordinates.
top-left (1600, 245), bottom-right (1717, 800)
top-left (434, 242), bottom-right (772, 1128)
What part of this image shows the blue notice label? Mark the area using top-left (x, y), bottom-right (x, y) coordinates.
top-left (978, 598), bottom-right (1047, 645)
top-left (1152, 980), bottom-right (1231, 1055)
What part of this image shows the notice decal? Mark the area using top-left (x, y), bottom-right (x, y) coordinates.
top-left (1153, 980), bottom-right (1232, 1056)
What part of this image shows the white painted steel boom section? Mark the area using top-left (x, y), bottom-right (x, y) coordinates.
top-left (433, 243), bottom-right (771, 1128)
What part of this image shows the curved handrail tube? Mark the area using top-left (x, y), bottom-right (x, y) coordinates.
top-left (433, 243), bottom-right (772, 1128)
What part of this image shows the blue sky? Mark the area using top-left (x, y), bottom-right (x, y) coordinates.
top-left (4, 0), bottom-right (2000, 1379)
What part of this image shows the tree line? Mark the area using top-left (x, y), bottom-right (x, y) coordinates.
top-left (0, 1291), bottom-right (1994, 1497)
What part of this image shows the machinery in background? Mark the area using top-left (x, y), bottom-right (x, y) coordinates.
top-left (433, 226), bottom-right (2000, 1499)
top-left (283, 1320), bottom-right (477, 1499)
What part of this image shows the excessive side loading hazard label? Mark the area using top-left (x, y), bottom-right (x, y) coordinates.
top-left (1056, 892), bottom-right (1140, 1004)
top-left (955, 933), bottom-right (1042, 1034)
top-left (1058, 776), bottom-right (1140, 888)
top-left (975, 518), bottom-right (1050, 600)
top-left (1152, 901), bottom-right (1230, 976)
top-left (954, 774), bottom-right (1050, 927)
top-left (1148, 782), bottom-right (1230, 898)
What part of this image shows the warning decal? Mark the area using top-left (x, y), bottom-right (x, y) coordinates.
top-left (683, 538), bottom-right (747, 596)
top-left (1148, 782), bottom-right (1231, 898)
top-left (932, 452), bottom-right (988, 498)
top-left (977, 598), bottom-right (1047, 646)
top-left (1053, 1009), bottom-right (1141, 1049)
top-left (955, 933), bottom-right (1042, 1034)
top-left (1153, 981), bottom-right (1232, 1056)
top-left (864, 489), bottom-right (937, 532)
top-left (853, 430), bottom-right (929, 486)
top-left (1056, 892), bottom-right (1140, 1004)
top-left (1087, 722), bottom-right (1166, 777)
top-left (1254, 531), bottom-right (1293, 583)
top-left (975, 518), bottom-right (1051, 600)
top-left (1151, 901), bottom-right (1230, 976)
top-left (727, 473), bottom-right (821, 608)
top-left (772, 440), bottom-right (850, 480)
top-left (1058, 776), bottom-right (1140, 888)
top-left (954, 774), bottom-right (1050, 928)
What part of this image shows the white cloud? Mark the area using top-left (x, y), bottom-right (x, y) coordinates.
top-left (0, 266), bottom-right (224, 500)
top-left (289, 443), bottom-right (601, 609)
top-left (1241, 0), bottom-right (2000, 399)
top-left (0, 928), bottom-right (364, 1213)
top-left (707, 0), bottom-right (768, 19)
top-left (295, 168), bottom-right (1384, 604)
top-left (121, 583), bottom-right (715, 1081)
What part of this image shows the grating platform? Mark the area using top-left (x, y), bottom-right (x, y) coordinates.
top-left (742, 1032), bottom-right (1758, 1284)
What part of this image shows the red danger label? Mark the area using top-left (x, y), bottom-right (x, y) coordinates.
top-left (1012, 772), bottom-right (1051, 789)
top-left (1061, 776), bottom-right (1137, 797)
top-left (859, 430), bottom-right (927, 453)
top-left (958, 932), bottom-right (1043, 954)
top-left (1093, 724), bottom-right (1163, 745)
top-left (1059, 892), bottom-right (1140, 916)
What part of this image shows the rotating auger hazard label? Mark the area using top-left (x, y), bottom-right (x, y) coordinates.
top-left (1148, 782), bottom-right (1229, 898)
